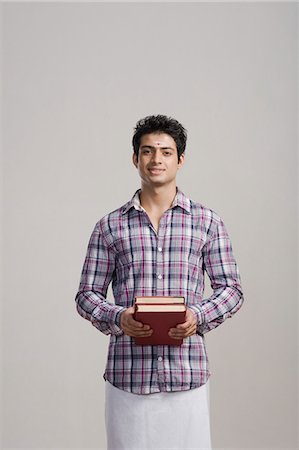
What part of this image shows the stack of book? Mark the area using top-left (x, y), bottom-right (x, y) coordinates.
top-left (133, 296), bottom-right (186, 346)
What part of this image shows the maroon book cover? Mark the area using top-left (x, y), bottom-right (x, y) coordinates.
top-left (133, 306), bottom-right (186, 346)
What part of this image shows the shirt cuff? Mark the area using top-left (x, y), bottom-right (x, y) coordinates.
top-left (188, 304), bottom-right (205, 326)
top-left (92, 304), bottom-right (126, 328)
top-left (114, 306), bottom-right (126, 327)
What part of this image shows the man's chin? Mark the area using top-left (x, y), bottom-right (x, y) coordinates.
top-left (147, 178), bottom-right (172, 188)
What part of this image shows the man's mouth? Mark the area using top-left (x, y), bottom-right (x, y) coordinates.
top-left (148, 168), bottom-right (165, 175)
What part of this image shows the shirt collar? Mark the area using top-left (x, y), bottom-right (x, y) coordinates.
top-left (122, 187), bottom-right (191, 215)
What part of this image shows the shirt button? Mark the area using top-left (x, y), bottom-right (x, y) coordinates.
top-left (158, 247), bottom-right (162, 252)
top-left (158, 356), bottom-right (163, 361)
top-left (157, 274), bottom-right (163, 280)
top-left (224, 312), bottom-right (232, 319)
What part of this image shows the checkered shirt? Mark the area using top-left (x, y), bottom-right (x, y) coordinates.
top-left (75, 188), bottom-right (244, 394)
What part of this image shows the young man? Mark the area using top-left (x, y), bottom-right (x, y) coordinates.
top-left (75, 114), bottom-right (244, 450)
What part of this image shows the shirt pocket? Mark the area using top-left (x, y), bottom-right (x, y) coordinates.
top-left (112, 236), bottom-right (134, 268)
top-left (187, 236), bottom-right (206, 282)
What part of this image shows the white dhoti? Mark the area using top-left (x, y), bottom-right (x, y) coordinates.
top-left (105, 381), bottom-right (212, 450)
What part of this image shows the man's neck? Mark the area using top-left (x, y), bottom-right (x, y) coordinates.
top-left (139, 184), bottom-right (177, 213)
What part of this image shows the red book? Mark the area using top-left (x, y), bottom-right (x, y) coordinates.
top-left (133, 300), bottom-right (186, 346)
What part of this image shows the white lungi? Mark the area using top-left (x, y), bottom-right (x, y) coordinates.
top-left (105, 381), bottom-right (212, 450)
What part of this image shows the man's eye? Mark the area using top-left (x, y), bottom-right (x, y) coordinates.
top-left (164, 152), bottom-right (171, 156)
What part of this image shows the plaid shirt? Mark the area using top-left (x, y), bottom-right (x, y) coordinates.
top-left (75, 188), bottom-right (244, 395)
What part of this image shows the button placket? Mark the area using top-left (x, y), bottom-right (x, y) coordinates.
top-left (157, 345), bottom-right (167, 387)
top-left (156, 215), bottom-right (167, 293)
top-left (142, 213), bottom-right (159, 293)
top-left (157, 353), bottom-right (165, 385)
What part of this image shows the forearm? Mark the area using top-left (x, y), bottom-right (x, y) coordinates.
top-left (75, 289), bottom-right (126, 336)
top-left (75, 220), bottom-right (127, 336)
top-left (189, 283), bottom-right (244, 335)
top-left (188, 214), bottom-right (244, 335)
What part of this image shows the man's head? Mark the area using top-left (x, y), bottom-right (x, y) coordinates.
top-left (132, 114), bottom-right (187, 163)
top-left (132, 115), bottom-right (187, 189)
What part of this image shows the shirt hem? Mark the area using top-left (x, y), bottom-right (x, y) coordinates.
top-left (103, 371), bottom-right (211, 395)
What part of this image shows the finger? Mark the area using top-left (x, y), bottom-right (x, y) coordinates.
top-left (172, 320), bottom-right (191, 330)
top-left (186, 325), bottom-right (197, 336)
top-left (176, 322), bottom-right (190, 329)
top-left (188, 325), bottom-right (197, 336)
top-left (169, 324), bottom-right (196, 338)
top-left (169, 334), bottom-right (184, 339)
top-left (127, 322), bottom-right (151, 333)
top-left (169, 330), bottom-right (186, 338)
top-left (177, 315), bottom-right (195, 328)
top-left (178, 315), bottom-right (197, 328)
top-left (126, 317), bottom-right (144, 329)
top-left (124, 321), bottom-right (152, 333)
top-left (135, 330), bottom-right (153, 337)
top-left (124, 328), bottom-right (153, 337)
top-left (132, 327), bottom-right (152, 335)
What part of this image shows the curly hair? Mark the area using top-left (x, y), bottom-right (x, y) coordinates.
top-left (132, 114), bottom-right (187, 162)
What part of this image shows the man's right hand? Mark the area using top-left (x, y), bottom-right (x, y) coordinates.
top-left (120, 306), bottom-right (153, 338)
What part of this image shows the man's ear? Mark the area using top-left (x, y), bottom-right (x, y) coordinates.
top-left (178, 153), bottom-right (185, 169)
top-left (132, 152), bottom-right (138, 168)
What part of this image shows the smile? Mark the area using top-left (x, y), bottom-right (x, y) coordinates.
top-left (148, 168), bottom-right (165, 175)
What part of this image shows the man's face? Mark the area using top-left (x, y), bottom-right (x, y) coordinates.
top-left (132, 132), bottom-right (184, 188)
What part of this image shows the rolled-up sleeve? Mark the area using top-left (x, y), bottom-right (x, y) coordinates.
top-left (189, 218), bottom-right (244, 334)
top-left (74, 221), bottom-right (126, 336)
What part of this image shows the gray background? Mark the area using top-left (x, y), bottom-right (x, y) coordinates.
top-left (1, 2), bottom-right (298, 450)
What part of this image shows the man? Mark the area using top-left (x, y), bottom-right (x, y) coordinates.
top-left (75, 114), bottom-right (244, 449)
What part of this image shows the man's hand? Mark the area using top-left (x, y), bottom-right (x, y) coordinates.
top-left (168, 308), bottom-right (197, 339)
top-left (120, 306), bottom-right (153, 338)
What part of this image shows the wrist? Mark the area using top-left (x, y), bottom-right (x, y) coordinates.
top-left (115, 307), bottom-right (127, 327)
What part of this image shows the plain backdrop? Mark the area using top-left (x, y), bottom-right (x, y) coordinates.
top-left (1, 2), bottom-right (298, 450)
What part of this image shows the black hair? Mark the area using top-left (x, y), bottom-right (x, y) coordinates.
top-left (132, 114), bottom-right (187, 162)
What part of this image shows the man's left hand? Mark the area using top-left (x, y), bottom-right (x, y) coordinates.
top-left (168, 308), bottom-right (197, 339)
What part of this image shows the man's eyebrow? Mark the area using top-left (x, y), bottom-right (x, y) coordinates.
top-left (140, 145), bottom-right (175, 151)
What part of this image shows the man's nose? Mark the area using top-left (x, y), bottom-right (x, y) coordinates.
top-left (151, 151), bottom-right (162, 163)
